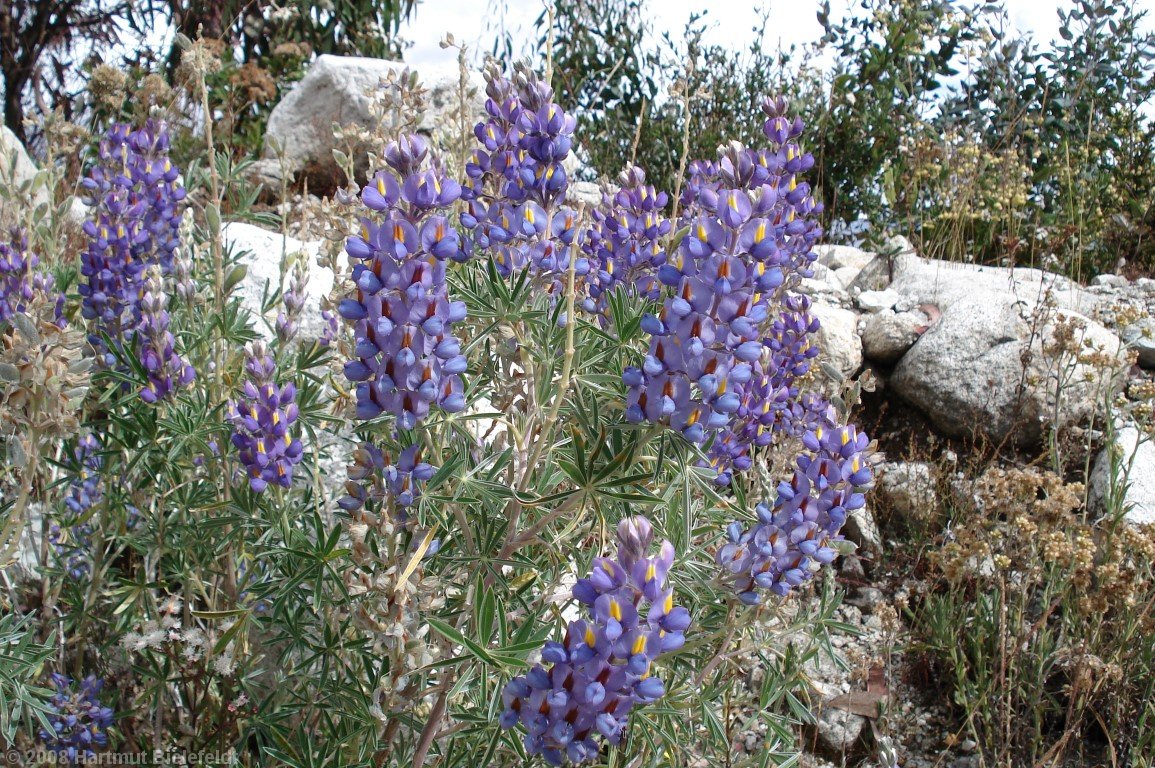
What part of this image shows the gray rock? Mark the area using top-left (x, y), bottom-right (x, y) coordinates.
top-left (815, 707), bottom-right (866, 755)
top-left (847, 587), bottom-right (884, 612)
top-left (876, 462), bottom-right (937, 523)
top-left (1093, 273), bottom-right (1129, 289)
top-left (1090, 422), bottom-right (1155, 525)
top-left (264, 55), bottom-right (485, 184)
top-left (1121, 318), bottom-right (1155, 369)
top-left (222, 222), bottom-right (334, 343)
top-left (810, 302), bottom-right (863, 377)
top-left (861, 309), bottom-right (926, 364)
top-left (890, 293), bottom-right (1123, 444)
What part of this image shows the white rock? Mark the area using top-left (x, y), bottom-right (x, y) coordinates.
top-left (222, 222), bottom-right (335, 342)
top-left (1090, 422), bottom-right (1155, 525)
top-left (856, 288), bottom-right (901, 313)
top-left (810, 302), bottom-right (863, 377)
top-left (891, 293), bottom-right (1123, 443)
top-left (264, 55), bottom-right (485, 183)
top-left (566, 180), bottom-right (602, 208)
top-left (832, 266), bottom-right (861, 290)
top-left (813, 244), bottom-right (875, 272)
top-left (0, 127), bottom-right (50, 210)
top-left (860, 309), bottom-right (925, 364)
top-left (855, 250), bottom-right (1100, 316)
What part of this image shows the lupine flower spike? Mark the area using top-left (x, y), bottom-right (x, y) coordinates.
top-left (229, 341), bottom-right (303, 492)
top-left (39, 673), bottom-right (115, 764)
top-left (622, 97), bottom-right (827, 483)
top-left (339, 133), bottom-right (469, 428)
top-left (136, 267), bottom-right (195, 403)
top-left (460, 61), bottom-right (586, 297)
top-left (717, 412), bottom-right (874, 604)
top-left (49, 433), bottom-right (104, 580)
top-left (501, 517), bottom-right (690, 765)
top-left (0, 228), bottom-right (60, 323)
top-left (79, 121), bottom-right (185, 363)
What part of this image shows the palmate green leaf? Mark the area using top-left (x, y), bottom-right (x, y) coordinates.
top-left (427, 617), bottom-right (495, 666)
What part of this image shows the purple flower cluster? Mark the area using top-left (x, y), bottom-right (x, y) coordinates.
top-left (339, 134), bottom-right (468, 428)
top-left (580, 167), bottom-right (670, 315)
top-left (79, 120), bottom-right (185, 361)
top-left (622, 98), bottom-right (826, 483)
top-left (501, 517), bottom-right (690, 765)
top-left (338, 441), bottom-right (435, 518)
top-left (136, 269), bottom-right (195, 403)
top-left (229, 342), bottom-right (303, 492)
top-left (39, 673), bottom-right (114, 764)
top-left (0, 229), bottom-right (58, 322)
top-left (460, 62), bottom-right (586, 288)
top-left (717, 414), bottom-right (873, 604)
top-left (49, 434), bottom-right (103, 580)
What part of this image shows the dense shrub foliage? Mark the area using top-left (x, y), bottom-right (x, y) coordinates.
top-left (0, 52), bottom-right (877, 766)
top-left (542, 0), bottom-right (1155, 278)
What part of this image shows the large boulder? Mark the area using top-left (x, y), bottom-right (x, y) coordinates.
top-left (262, 55), bottom-right (485, 188)
top-left (222, 222), bottom-right (335, 343)
top-left (891, 291), bottom-right (1123, 444)
top-left (851, 250), bottom-right (1100, 317)
top-left (1090, 422), bottom-right (1155, 525)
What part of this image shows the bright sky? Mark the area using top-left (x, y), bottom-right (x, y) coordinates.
top-left (399, 0), bottom-right (1155, 71)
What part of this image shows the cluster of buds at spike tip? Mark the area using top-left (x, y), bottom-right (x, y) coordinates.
top-left (49, 433), bottom-right (104, 580)
top-left (135, 267), bottom-right (195, 404)
top-left (622, 97), bottom-right (826, 483)
top-left (717, 413), bottom-right (874, 604)
top-left (500, 517), bottom-right (690, 765)
top-left (228, 341), bottom-right (303, 492)
top-left (580, 166), bottom-right (670, 316)
top-left (459, 61), bottom-right (586, 293)
top-left (38, 673), bottom-right (114, 764)
top-left (0, 228), bottom-right (60, 323)
top-left (78, 120), bottom-right (185, 363)
top-left (276, 256), bottom-right (308, 345)
top-left (339, 134), bottom-right (469, 428)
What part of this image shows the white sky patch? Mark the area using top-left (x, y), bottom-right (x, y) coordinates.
top-left (399, 0), bottom-right (1155, 72)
